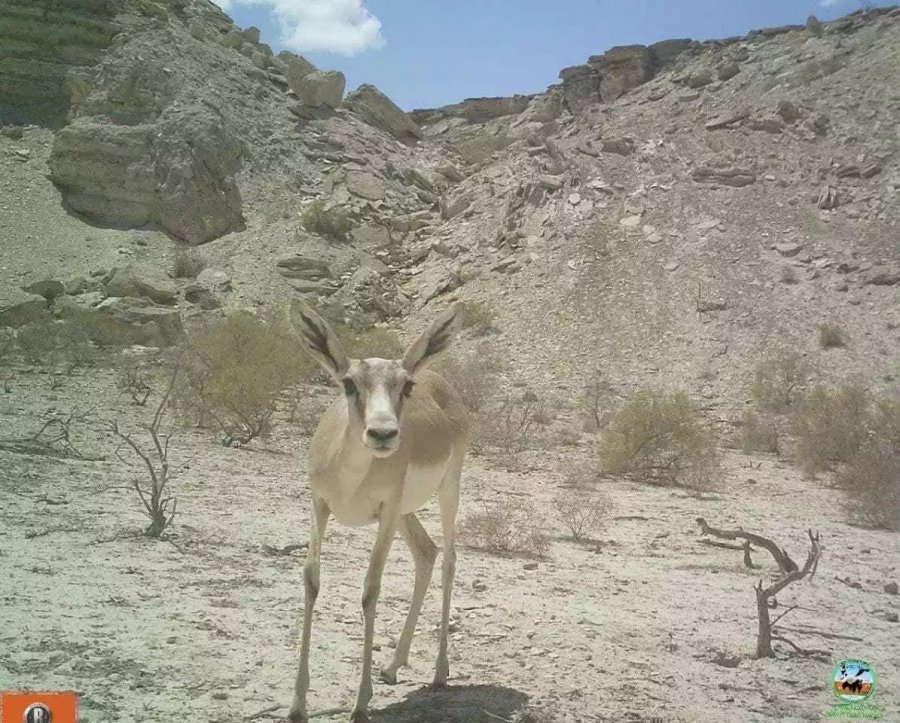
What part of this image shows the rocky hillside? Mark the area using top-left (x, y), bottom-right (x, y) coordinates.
top-left (1, 1), bottom-right (898, 416)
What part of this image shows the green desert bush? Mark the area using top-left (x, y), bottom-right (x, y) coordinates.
top-left (301, 200), bottom-right (352, 243)
top-left (174, 312), bottom-right (314, 445)
top-left (794, 384), bottom-right (870, 476)
top-left (750, 348), bottom-right (808, 413)
top-left (835, 397), bottom-right (899, 530)
top-left (598, 388), bottom-right (719, 489)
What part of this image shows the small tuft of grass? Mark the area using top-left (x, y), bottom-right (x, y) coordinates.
top-left (460, 497), bottom-right (550, 557)
top-left (819, 323), bottom-right (846, 349)
top-left (301, 200), bottom-right (352, 243)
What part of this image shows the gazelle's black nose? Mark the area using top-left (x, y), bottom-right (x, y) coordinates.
top-left (367, 427), bottom-right (398, 443)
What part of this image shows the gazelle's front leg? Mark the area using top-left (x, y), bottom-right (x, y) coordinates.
top-left (380, 513), bottom-right (437, 684)
top-left (289, 495), bottom-right (330, 723)
top-left (352, 503), bottom-right (401, 722)
top-left (434, 456), bottom-right (462, 688)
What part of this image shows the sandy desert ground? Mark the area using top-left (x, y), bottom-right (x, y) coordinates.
top-left (0, 360), bottom-right (897, 723)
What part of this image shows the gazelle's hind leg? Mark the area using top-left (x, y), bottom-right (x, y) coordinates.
top-left (433, 452), bottom-right (463, 688)
top-left (289, 495), bottom-right (330, 723)
top-left (380, 513), bottom-right (438, 685)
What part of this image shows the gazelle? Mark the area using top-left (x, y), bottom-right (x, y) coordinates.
top-left (287, 301), bottom-right (471, 723)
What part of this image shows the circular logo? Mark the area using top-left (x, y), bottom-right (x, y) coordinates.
top-left (23, 702), bottom-right (53, 723)
top-left (832, 659), bottom-right (876, 703)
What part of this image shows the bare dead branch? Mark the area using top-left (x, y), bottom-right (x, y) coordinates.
top-left (697, 517), bottom-right (798, 573)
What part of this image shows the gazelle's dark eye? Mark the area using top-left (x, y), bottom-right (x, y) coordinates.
top-left (402, 380), bottom-right (415, 397)
top-left (342, 378), bottom-right (358, 396)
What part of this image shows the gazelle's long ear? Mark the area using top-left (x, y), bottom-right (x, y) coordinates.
top-left (402, 303), bottom-right (465, 374)
top-left (290, 300), bottom-right (349, 381)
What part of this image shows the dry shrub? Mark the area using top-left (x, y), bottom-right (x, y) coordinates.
top-left (174, 312), bottom-right (314, 445)
top-left (579, 368), bottom-right (612, 431)
top-left (301, 200), bottom-right (352, 243)
top-left (479, 389), bottom-right (550, 458)
top-left (433, 342), bottom-right (506, 414)
top-left (794, 385), bottom-right (870, 476)
top-left (461, 301), bottom-right (497, 337)
top-left (734, 409), bottom-right (780, 455)
top-left (172, 250), bottom-right (206, 279)
top-left (750, 348), bottom-right (808, 413)
top-left (555, 486), bottom-right (613, 541)
top-left (779, 265), bottom-right (799, 284)
top-left (597, 388), bottom-right (719, 490)
top-left (336, 325), bottom-right (404, 360)
top-left (819, 323), bottom-right (846, 349)
top-left (13, 319), bottom-right (96, 376)
top-left (460, 497), bottom-right (550, 557)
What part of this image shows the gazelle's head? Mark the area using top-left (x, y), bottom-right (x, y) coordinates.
top-left (292, 301), bottom-right (465, 457)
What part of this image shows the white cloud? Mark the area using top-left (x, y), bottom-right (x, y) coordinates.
top-left (212, 0), bottom-right (384, 55)
top-left (818, 0), bottom-right (843, 7)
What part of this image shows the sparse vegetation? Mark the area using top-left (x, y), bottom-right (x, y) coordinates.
top-left (818, 323), bottom-right (846, 349)
top-left (478, 388), bottom-right (551, 461)
top-left (734, 409), bottom-right (780, 455)
top-left (579, 368), bottom-right (611, 431)
top-left (460, 497), bottom-right (550, 557)
top-left (174, 311), bottom-right (314, 445)
top-left (110, 367), bottom-right (178, 538)
top-left (171, 250), bottom-right (206, 279)
top-left (779, 265), bottom-right (798, 284)
top-left (555, 485), bottom-right (613, 542)
top-left (461, 300), bottom-right (497, 337)
top-left (750, 349), bottom-right (808, 413)
top-left (835, 397), bottom-right (899, 530)
top-left (598, 388), bottom-right (719, 489)
top-left (301, 200), bottom-right (353, 243)
top-left (118, 365), bottom-right (153, 406)
top-left (433, 342), bottom-right (506, 415)
top-left (794, 384), bottom-right (870, 476)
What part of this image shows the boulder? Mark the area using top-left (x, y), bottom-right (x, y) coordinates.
top-left (0, 289), bottom-right (49, 327)
top-left (817, 185), bottom-right (838, 210)
top-left (806, 15), bottom-right (823, 36)
top-left (435, 165), bottom-right (464, 183)
top-left (49, 112), bottom-right (245, 245)
top-left (344, 85), bottom-right (424, 142)
top-left (601, 137), bottom-right (636, 156)
top-left (863, 266), bottom-right (900, 286)
top-left (774, 242), bottom-right (803, 257)
top-left (777, 100), bottom-right (802, 124)
top-left (23, 279), bottom-right (65, 301)
top-left (691, 165), bottom-right (756, 187)
top-left (749, 115), bottom-right (785, 134)
top-left (687, 69), bottom-right (714, 88)
top-left (196, 267), bottom-right (232, 291)
top-left (89, 297), bottom-right (183, 347)
top-left (404, 167), bottom-right (436, 192)
top-left (538, 174), bottom-right (564, 191)
top-left (441, 191), bottom-right (475, 220)
top-left (346, 170), bottom-right (385, 201)
top-left (104, 264), bottom-right (177, 304)
top-left (293, 70), bottom-right (345, 109)
top-left (276, 256), bottom-right (332, 281)
top-left (717, 62), bottom-right (740, 81)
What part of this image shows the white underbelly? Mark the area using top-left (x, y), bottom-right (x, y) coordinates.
top-left (312, 460), bottom-right (449, 526)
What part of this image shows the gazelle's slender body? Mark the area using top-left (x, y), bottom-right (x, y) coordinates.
top-left (288, 302), bottom-right (470, 723)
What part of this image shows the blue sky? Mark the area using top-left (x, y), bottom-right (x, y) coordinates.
top-left (213, 0), bottom-right (890, 110)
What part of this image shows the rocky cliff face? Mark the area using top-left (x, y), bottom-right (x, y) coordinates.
top-left (0, 0), bottom-right (120, 127)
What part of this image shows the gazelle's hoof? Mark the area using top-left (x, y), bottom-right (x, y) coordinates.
top-left (431, 676), bottom-right (448, 690)
top-left (379, 667), bottom-right (398, 685)
top-left (349, 708), bottom-right (370, 723)
top-left (286, 710), bottom-right (308, 723)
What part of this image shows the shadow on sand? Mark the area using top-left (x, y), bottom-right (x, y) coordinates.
top-left (369, 684), bottom-right (530, 723)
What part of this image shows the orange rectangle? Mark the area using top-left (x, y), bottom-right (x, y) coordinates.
top-left (1, 691), bottom-right (79, 723)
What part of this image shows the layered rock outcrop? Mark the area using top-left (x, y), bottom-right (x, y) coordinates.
top-left (0, 0), bottom-right (120, 127)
